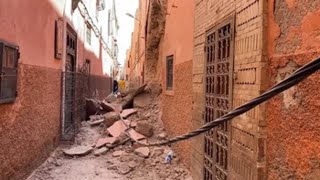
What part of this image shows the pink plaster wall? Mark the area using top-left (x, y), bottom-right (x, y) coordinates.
top-left (0, 0), bottom-right (62, 69)
top-left (159, 0), bottom-right (195, 167)
top-left (159, 0), bottom-right (195, 65)
top-left (0, 0), bottom-right (111, 178)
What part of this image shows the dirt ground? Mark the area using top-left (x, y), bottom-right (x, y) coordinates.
top-left (27, 94), bottom-right (192, 180)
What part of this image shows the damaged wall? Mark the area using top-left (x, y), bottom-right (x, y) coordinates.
top-left (154, 0), bottom-right (194, 167)
top-left (145, 0), bottom-right (168, 82)
top-left (267, 0), bottom-right (320, 179)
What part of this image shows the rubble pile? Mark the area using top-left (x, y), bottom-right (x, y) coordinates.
top-left (28, 83), bottom-right (192, 180)
top-left (81, 84), bottom-right (191, 179)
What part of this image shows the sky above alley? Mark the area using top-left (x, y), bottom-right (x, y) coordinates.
top-left (115, 0), bottom-right (139, 66)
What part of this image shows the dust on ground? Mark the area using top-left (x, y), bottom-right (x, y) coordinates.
top-left (27, 90), bottom-right (192, 180)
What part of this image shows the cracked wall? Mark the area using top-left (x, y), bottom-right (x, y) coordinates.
top-left (267, 0), bottom-right (320, 179)
top-left (145, 0), bottom-right (168, 82)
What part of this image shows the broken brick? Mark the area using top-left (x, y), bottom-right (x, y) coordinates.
top-left (107, 120), bottom-right (128, 138)
top-left (134, 147), bottom-right (150, 158)
top-left (135, 121), bottom-right (153, 137)
top-left (100, 101), bottom-right (115, 112)
top-left (127, 128), bottom-right (146, 141)
top-left (95, 137), bottom-right (117, 148)
top-left (120, 109), bottom-right (138, 119)
top-left (63, 146), bottom-right (93, 156)
top-left (103, 112), bottom-right (121, 127)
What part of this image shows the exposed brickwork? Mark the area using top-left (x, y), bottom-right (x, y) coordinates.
top-left (0, 64), bottom-right (61, 180)
top-left (192, 0), bottom-right (267, 179)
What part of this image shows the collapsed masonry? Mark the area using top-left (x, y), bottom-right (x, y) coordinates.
top-left (145, 0), bottom-right (167, 82)
top-left (27, 83), bottom-right (191, 179)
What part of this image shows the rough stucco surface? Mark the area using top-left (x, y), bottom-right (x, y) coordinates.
top-left (271, 0), bottom-right (320, 55)
top-left (145, 0), bottom-right (167, 82)
top-left (268, 0), bottom-right (320, 179)
top-left (0, 64), bottom-right (61, 180)
top-left (267, 53), bottom-right (320, 180)
top-left (161, 60), bottom-right (193, 166)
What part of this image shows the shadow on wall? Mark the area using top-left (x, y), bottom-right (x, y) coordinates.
top-left (0, 0), bottom-right (113, 179)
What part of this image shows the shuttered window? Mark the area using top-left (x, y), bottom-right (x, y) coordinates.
top-left (86, 24), bottom-right (92, 45)
top-left (0, 41), bottom-right (19, 104)
top-left (166, 55), bottom-right (174, 90)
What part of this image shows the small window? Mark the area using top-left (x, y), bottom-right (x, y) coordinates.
top-left (86, 24), bottom-right (92, 45)
top-left (0, 41), bottom-right (19, 104)
top-left (166, 55), bottom-right (174, 90)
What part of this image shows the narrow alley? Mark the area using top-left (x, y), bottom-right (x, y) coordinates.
top-left (2, 0), bottom-right (320, 180)
top-left (27, 84), bottom-right (191, 180)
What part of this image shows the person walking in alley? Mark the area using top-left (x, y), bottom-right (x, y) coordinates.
top-left (118, 78), bottom-right (126, 93)
top-left (113, 79), bottom-right (118, 95)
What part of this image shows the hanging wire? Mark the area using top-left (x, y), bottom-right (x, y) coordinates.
top-left (132, 57), bottom-right (320, 146)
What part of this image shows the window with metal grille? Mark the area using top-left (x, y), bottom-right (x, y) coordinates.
top-left (166, 55), bottom-right (174, 90)
top-left (86, 24), bottom-right (92, 45)
top-left (0, 41), bottom-right (19, 104)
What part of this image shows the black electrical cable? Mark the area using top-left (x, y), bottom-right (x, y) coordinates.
top-left (133, 57), bottom-right (320, 146)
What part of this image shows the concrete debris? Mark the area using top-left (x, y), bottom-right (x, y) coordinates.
top-left (88, 119), bottom-right (104, 126)
top-left (114, 132), bottom-right (129, 145)
top-left (123, 120), bottom-right (131, 126)
top-left (63, 146), bottom-right (93, 156)
top-left (134, 147), bottom-right (150, 158)
top-left (121, 84), bottom-right (147, 109)
top-left (114, 104), bottom-right (123, 113)
top-left (135, 121), bottom-right (153, 137)
top-left (120, 109), bottom-right (138, 119)
top-left (133, 93), bottom-right (152, 108)
top-left (89, 114), bottom-right (104, 121)
top-left (116, 163), bottom-right (133, 175)
top-left (100, 101), bottom-right (115, 112)
top-left (112, 150), bottom-right (125, 157)
top-left (128, 161), bottom-right (139, 168)
top-left (158, 132), bottom-right (167, 139)
top-left (86, 99), bottom-right (101, 117)
top-left (28, 85), bottom-right (192, 180)
top-left (103, 112), bottom-right (121, 127)
top-left (95, 137), bottom-right (117, 148)
top-left (93, 147), bottom-right (108, 156)
top-left (127, 128), bottom-right (146, 141)
top-left (130, 121), bottom-right (138, 128)
top-left (107, 120), bottom-right (128, 138)
top-left (145, 81), bottom-right (162, 97)
top-left (49, 159), bottom-right (62, 167)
